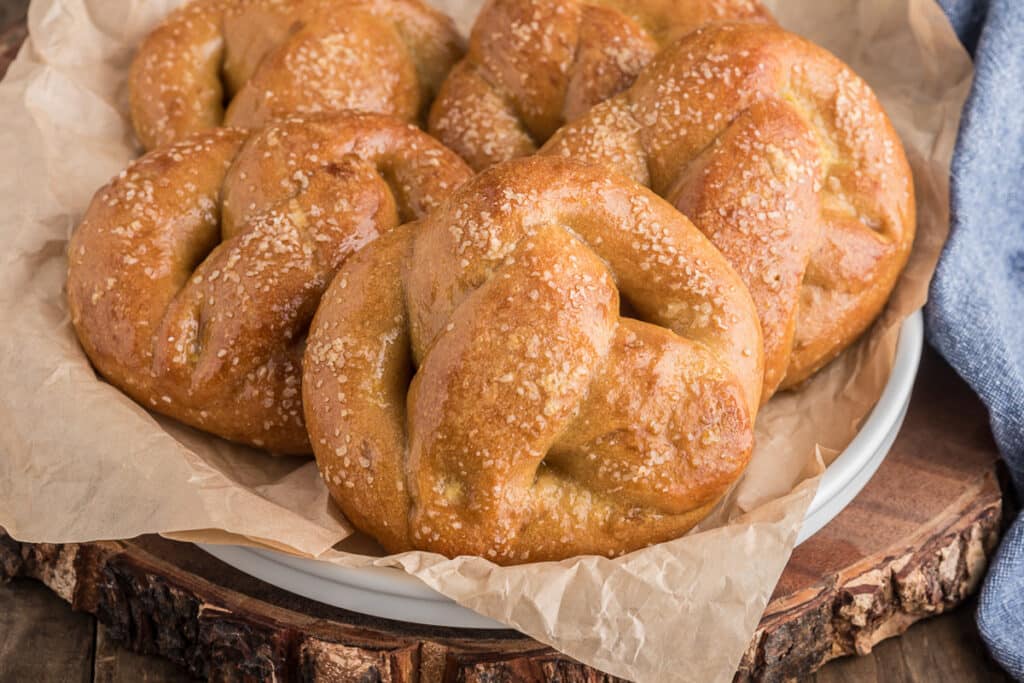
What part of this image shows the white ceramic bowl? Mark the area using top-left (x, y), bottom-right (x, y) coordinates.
top-left (200, 311), bottom-right (923, 629)
top-left (797, 311), bottom-right (923, 542)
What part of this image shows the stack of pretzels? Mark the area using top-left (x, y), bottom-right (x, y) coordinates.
top-left (66, 0), bottom-right (915, 564)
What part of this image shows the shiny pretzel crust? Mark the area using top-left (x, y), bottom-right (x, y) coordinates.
top-left (129, 0), bottom-right (464, 149)
top-left (428, 0), bottom-right (772, 170)
top-left (542, 23), bottom-right (916, 400)
top-left (67, 113), bottom-right (471, 453)
top-left (304, 156), bottom-right (763, 563)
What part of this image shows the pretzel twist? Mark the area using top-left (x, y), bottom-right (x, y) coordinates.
top-left (427, 0), bottom-right (772, 171)
top-left (304, 157), bottom-right (763, 563)
top-left (129, 0), bottom-right (463, 150)
top-left (67, 113), bottom-right (471, 453)
top-left (542, 23), bottom-right (916, 400)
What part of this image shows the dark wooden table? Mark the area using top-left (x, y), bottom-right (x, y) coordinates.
top-left (0, 0), bottom-right (1013, 680)
top-left (0, 570), bottom-right (1006, 682)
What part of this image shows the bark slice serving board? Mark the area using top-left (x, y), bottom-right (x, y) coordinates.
top-left (0, 351), bottom-right (1005, 682)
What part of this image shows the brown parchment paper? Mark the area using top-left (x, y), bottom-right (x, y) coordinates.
top-left (0, 0), bottom-right (971, 680)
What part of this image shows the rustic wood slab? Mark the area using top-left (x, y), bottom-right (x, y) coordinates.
top-left (0, 351), bottom-right (1006, 682)
top-left (813, 597), bottom-right (1008, 683)
top-left (0, 576), bottom-right (1007, 683)
top-left (739, 350), bottom-right (1005, 680)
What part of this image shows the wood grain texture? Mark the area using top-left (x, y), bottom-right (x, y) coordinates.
top-left (1, 573), bottom-right (1005, 682)
top-left (94, 623), bottom-right (192, 683)
top-left (737, 351), bottom-right (1006, 680)
top-left (813, 597), bottom-right (1009, 683)
top-left (0, 578), bottom-right (95, 683)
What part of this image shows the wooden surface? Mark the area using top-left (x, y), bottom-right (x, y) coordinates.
top-left (0, 0), bottom-right (24, 69)
top-left (0, 577), bottom-right (1008, 683)
top-left (741, 350), bottom-right (1007, 679)
top-left (0, 2), bottom-right (1014, 680)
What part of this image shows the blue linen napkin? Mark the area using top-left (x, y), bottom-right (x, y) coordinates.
top-left (929, 0), bottom-right (1024, 678)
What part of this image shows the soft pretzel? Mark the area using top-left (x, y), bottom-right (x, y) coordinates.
top-left (542, 23), bottom-right (916, 401)
top-left (67, 113), bottom-right (471, 453)
top-left (427, 0), bottom-right (772, 171)
top-left (129, 0), bottom-right (463, 150)
top-left (303, 156), bottom-right (763, 563)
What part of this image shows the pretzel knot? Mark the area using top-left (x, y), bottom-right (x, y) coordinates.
top-left (542, 22), bottom-right (917, 401)
top-left (304, 157), bottom-right (762, 563)
top-left (427, 0), bottom-right (772, 171)
top-left (129, 0), bottom-right (463, 150)
top-left (67, 113), bottom-right (471, 453)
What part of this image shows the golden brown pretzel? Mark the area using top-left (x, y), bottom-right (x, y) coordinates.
top-left (303, 156), bottom-right (763, 563)
top-left (129, 0), bottom-right (463, 150)
top-left (542, 23), bottom-right (916, 401)
top-left (67, 113), bottom-right (471, 453)
top-left (427, 0), bottom-right (772, 170)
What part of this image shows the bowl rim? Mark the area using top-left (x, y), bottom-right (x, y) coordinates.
top-left (199, 310), bottom-right (925, 629)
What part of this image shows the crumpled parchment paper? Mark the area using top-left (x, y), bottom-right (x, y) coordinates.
top-left (0, 0), bottom-right (971, 679)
